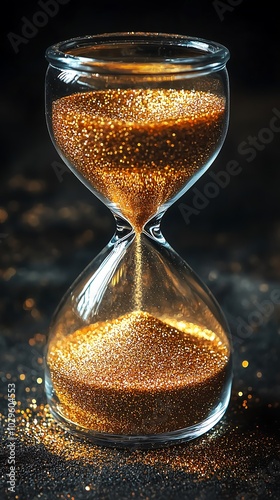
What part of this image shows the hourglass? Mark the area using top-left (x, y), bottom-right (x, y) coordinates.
top-left (44, 32), bottom-right (232, 448)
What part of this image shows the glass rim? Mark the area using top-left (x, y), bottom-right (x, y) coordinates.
top-left (45, 32), bottom-right (230, 75)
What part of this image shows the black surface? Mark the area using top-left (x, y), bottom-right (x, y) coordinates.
top-left (1, 2), bottom-right (280, 499)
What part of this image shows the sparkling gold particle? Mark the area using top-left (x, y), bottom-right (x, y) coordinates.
top-left (31, 308), bottom-right (41, 319)
top-left (29, 333), bottom-right (46, 346)
top-left (37, 377), bottom-right (43, 384)
top-left (52, 89), bottom-right (225, 232)
top-left (259, 283), bottom-right (269, 292)
top-left (0, 207), bottom-right (8, 222)
top-left (3, 267), bottom-right (16, 281)
top-left (47, 311), bottom-right (229, 435)
top-left (242, 360), bottom-right (249, 368)
top-left (35, 333), bottom-right (46, 342)
top-left (19, 374), bottom-right (26, 381)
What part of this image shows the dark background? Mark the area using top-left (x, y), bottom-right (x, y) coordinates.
top-left (1, 0), bottom-right (280, 272)
top-left (1, 1), bottom-right (280, 499)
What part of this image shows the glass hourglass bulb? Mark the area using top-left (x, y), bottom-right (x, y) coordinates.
top-left (44, 32), bottom-right (232, 448)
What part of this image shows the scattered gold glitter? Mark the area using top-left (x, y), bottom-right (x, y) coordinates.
top-left (47, 311), bottom-right (229, 434)
top-left (242, 360), bottom-right (249, 368)
top-left (52, 89), bottom-right (225, 232)
top-left (1, 396), bottom-right (277, 488)
top-left (242, 399), bottom-right (248, 409)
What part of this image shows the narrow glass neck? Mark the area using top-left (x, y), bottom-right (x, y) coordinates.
top-left (112, 212), bottom-right (167, 245)
top-left (144, 213), bottom-right (166, 244)
top-left (112, 214), bottom-right (134, 244)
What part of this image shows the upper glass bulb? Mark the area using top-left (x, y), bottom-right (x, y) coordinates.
top-left (45, 32), bottom-right (230, 232)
